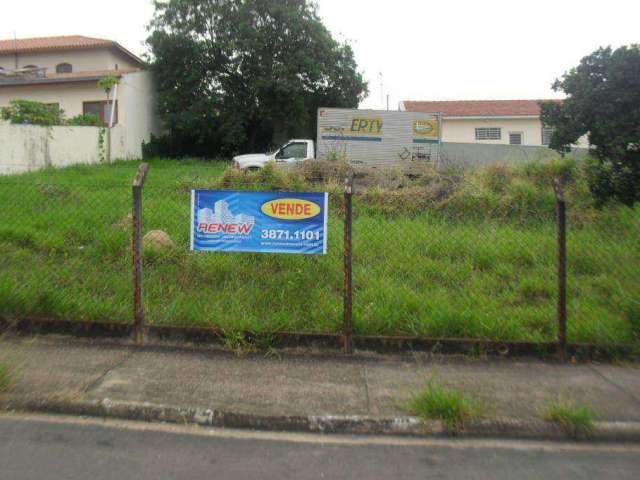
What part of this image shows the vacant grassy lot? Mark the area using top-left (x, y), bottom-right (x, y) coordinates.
top-left (0, 158), bottom-right (638, 345)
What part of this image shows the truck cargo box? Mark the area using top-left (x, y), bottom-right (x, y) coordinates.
top-left (316, 108), bottom-right (442, 166)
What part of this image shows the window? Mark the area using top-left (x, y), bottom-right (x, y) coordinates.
top-left (56, 63), bottom-right (72, 74)
top-left (83, 101), bottom-right (118, 126)
top-left (276, 142), bottom-right (307, 159)
top-left (475, 127), bottom-right (501, 140)
top-left (541, 127), bottom-right (554, 146)
top-left (509, 132), bottom-right (523, 145)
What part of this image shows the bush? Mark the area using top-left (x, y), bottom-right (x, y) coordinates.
top-left (585, 153), bottom-right (640, 207)
top-left (67, 113), bottom-right (102, 126)
top-left (1, 99), bottom-right (65, 126)
top-left (214, 156), bottom-right (612, 221)
top-left (142, 133), bottom-right (203, 159)
top-left (218, 161), bottom-right (306, 191)
top-left (519, 156), bottom-right (578, 189)
top-left (482, 162), bottom-right (512, 193)
top-left (544, 399), bottom-right (596, 439)
top-left (408, 379), bottom-right (483, 431)
top-left (294, 159), bottom-right (351, 184)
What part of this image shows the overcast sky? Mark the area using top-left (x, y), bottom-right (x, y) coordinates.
top-left (2, 0), bottom-right (638, 109)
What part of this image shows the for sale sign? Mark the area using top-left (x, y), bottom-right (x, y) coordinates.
top-left (190, 190), bottom-right (328, 254)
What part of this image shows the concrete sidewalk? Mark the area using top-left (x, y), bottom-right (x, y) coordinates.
top-left (1, 335), bottom-right (639, 440)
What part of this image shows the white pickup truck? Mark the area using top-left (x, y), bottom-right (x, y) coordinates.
top-left (232, 108), bottom-right (442, 170)
top-left (233, 139), bottom-right (315, 171)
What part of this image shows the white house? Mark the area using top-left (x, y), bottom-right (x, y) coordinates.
top-left (0, 35), bottom-right (160, 158)
top-left (400, 99), bottom-right (589, 148)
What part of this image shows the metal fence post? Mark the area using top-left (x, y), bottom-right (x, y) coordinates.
top-left (132, 163), bottom-right (149, 345)
top-left (553, 178), bottom-right (567, 361)
top-left (343, 173), bottom-right (354, 354)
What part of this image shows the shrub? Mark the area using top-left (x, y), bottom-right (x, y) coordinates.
top-left (1, 99), bottom-right (65, 126)
top-left (325, 150), bottom-right (347, 162)
top-left (294, 159), bottom-right (351, 184)
top-left (67, 113), bottom-right (102, 126)
top-left (585, 153), bottom-right (640, 207)
top-left (214, 157), bottom-right (605, 221)
top-left (519, 156), bottom-right (578, 189)
top-left (218, 162), bottom-right (306, 191)
top-left (408, 379), bottom-right (483, 431)
top-left (544, 399), bottom-right (596, 439)
top-left (482, 162), bottom-right (512, 193)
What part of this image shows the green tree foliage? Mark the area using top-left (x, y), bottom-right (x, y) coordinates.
top-left (146, 0), bottom-right (368, 157)
top-left (97, 74), bottom-right (119, 94)
top-left (67, 113), bottom-right (102, 126)
top-left (1, 99), bottom-right (65, 126)
top-left (540, 45), bottom-right (640, 206)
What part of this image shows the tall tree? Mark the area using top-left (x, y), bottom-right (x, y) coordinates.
top-left (540, 45), bottom-right (640, 206)
top-left (147, 0), bottom-right (368, 157)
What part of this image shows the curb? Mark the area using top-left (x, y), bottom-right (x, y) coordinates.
top-left (3, 318), bottom-right (636, 360)
top-left (2, 397), bottom-right (640, 442)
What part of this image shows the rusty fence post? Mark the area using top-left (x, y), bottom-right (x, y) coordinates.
top-left (132, 163), bottom-right (149, 345)
top-left (343, 173), bottom-right (354, 354)
top-left (553, 178), bottom-right (567, 361)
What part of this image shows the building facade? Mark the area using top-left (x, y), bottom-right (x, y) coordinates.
top-left (400, 99), bottom-right (589, 148)
top-left (0, 35), bottom-right (160, 158)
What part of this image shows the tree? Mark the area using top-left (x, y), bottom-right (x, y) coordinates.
top-left (540, 45), bottom-right (640, 206)
top-left (146, 0), bottom-right (368, 157)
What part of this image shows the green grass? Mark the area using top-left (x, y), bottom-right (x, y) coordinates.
top-left (543, 398), bottom-right (596, 439)
top-left (0, 158), bottom-right (638, 345)
top-left (0, 362), bottom-right (11, 393)
top-left (407, 379), bottom-right (483, 431)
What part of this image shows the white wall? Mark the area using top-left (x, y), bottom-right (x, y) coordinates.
top-left (0, 81), bottom-right (108, 117)
top-left (0, 122), bottom-right (103, 174)
top-left (0, 48), bottom-right (140, 73)
top-left (111, 70), bottom-right (161, 159)
top-left (442, 117), bottom-right (589, 148)
top-left (443, 117), bottom-right (544, 145)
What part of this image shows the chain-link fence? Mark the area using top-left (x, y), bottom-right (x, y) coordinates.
top-left (0, 169), bottom-right (132, 324)
top-left (1, 159), bottom-right (638, 354)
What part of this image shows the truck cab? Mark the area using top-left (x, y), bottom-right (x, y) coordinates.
top-left (233, 139), bottom-right (315, 170)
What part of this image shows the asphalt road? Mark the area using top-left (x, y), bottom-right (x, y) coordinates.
top-left (0, 414), bottom-right (639, 480)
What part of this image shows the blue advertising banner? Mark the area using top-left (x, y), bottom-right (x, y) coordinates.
top-left (190, 190), bottom-right (328, 254)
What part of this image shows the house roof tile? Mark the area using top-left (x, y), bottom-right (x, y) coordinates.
top-left (0, 35), bottom-right (144, 66)
top-left (403, 99), bottom-right (561, 117)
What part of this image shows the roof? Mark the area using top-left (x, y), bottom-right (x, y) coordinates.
top-left (0, 35), bottom-right (144, 66)
top-left (402, 99), bottom-right (560, 118)
top-left (0, 68), bottom-right (140, 87)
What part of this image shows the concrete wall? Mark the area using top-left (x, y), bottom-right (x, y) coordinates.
top-left (0, 122), bottom-right (104, 174)
top-left (0, 48), bottom-right (140, 72)
top-left (0, 70), bottom-right (160, 159)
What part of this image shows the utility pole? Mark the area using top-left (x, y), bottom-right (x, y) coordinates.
top-left (386, 94), bottom-right (389, 111)
top-left (13, 31), bottom-right (18, 69)
top-left (378, 72), bottom-right (384, 109)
